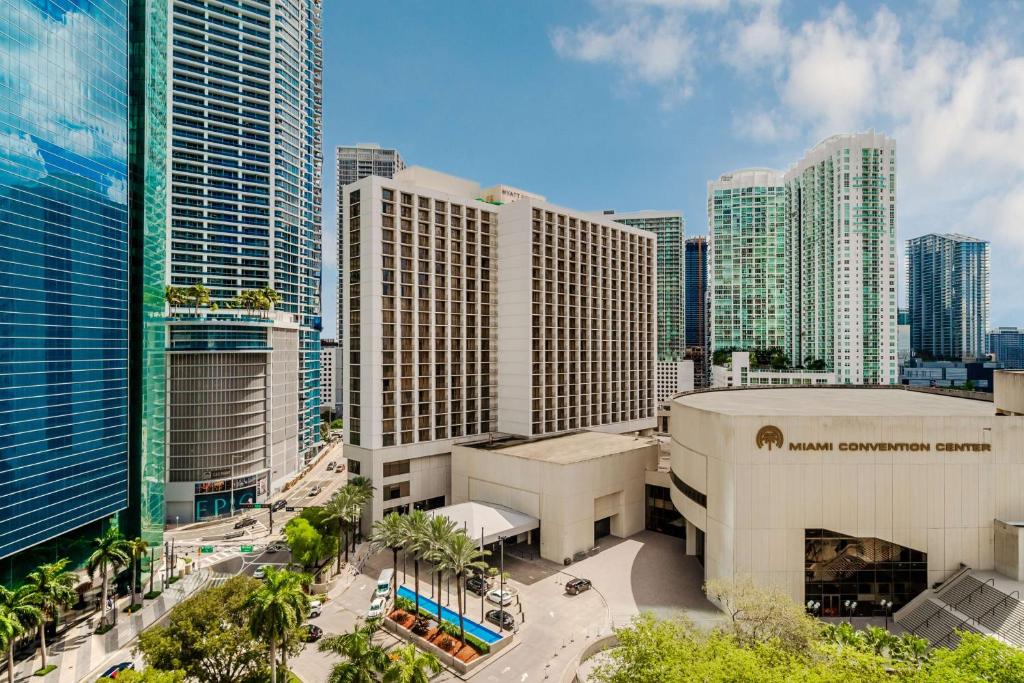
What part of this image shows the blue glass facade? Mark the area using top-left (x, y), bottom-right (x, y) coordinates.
top-left (684, 237), bottom-right (708, 348)
top-left (0, 0), bottom-right (130, 559)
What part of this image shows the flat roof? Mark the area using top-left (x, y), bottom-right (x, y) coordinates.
top-left (480, 430), bottom-right (655, 465)
top-left (674, 388), bottom-right (994, 417)
top-left (428, 502), bottom-right (538, 546)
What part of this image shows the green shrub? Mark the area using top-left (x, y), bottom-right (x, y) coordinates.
top-left (394, 595), bottom-right (415, 612)
top-left (34, 665), bottom-right (57, 677)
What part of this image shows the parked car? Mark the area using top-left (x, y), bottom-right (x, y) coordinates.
top-left (366, 596), bottom-right (387, 619)
top-left (308, 485), bottom-right (322, 497)
top-left (303, 624), bottom-right (323, 642)
top-left (565, 578), bottom-right (592, 595)
top-left (466, 575), bottom-right (488, 596)
top-left (309, 598), bottom-right (323, 610)
top-left (309, 604), bottom-right (322, 618)
top-left (486, 589), bottom-right (514, 606)
top-left (253, 566), bottom-right (267, 579)
top-left (326, 461), bottom-right (336, 471)
top-left (265, 542), bottom-right (288, 554)
top-left (234, 517), bottom-right (257, 529)
top-left (98, 662), bottom-right (134, 680)
top-left (271, 499), bottom-right (287, 512)
top-left (485, 609), bottom-right (515, 631)
top-left (224, 530), bottom-right (245, 540)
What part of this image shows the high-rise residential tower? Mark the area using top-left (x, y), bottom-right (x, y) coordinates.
top-left (989, 328), bottom-right (1024, 369)
top-left (1, 0), bottom-right (132, 563)
top-left (601, 211), bottom-right (685, 362)
top-left (784, 132), bottom-right (898, 384)
top-left (342, 167), bottom-right (656, 524)
top-left (907, 233), bottom-right (990, 361)
top-left (707, 169), bottom-right (787, 354)
top-left (165, 0), bottom-right (324, 501)
top-left (684, 237), bottom-right (709, 386)
top-left (336, 144), bottom-right (407, 187)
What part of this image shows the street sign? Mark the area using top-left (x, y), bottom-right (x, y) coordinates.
top-left (239, 503), bottom-right (264, 509)
top-left (285, 506), bottom-right (296, 512)
top-left (240, 545), bottom-right (254, 553)
top-left (199, 546), bottom-right (214, 554)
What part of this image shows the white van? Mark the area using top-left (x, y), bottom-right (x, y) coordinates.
top-left (375, 569), bottom-right (394, 599)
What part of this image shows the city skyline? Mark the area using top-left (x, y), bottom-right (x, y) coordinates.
top-left (319, 1), bottom-right (1024, 335)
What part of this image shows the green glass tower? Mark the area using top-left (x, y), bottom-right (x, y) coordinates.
top-left (707, 169), bottom-right (787, 354)
top-left (604, 211), bottom-right (686, 362)
top-left (127, 0), bottom-right (167, 548)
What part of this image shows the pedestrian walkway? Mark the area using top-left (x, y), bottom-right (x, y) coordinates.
top-left (6, 569), bottom-right (215, 683)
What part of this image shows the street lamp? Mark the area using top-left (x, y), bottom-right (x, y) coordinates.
top-left (806, 599), bottom-right (821, 617)
top-left (844, 599), bottom-right (858, 623)
top-left (497, 535), bottom-right (507, 634)
top-left (880, 599), bottom-right (893, 629)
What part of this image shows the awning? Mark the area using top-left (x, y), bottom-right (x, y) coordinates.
top-left (428, 501), bottom-right (539, 546)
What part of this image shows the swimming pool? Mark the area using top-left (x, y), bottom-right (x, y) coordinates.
top-left (396, 585), bottom-right (504, 644)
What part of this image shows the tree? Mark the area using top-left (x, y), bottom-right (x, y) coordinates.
top-left (98, 669), bottom-right (186, 683)
top-left (383, 642), bottom-right (442, 683)
top-left (424, 515), bottom-right (457, 606)
top-left (348, 476), bottom-right (375, 547)
top-left (245, 567), bottom-right (309, 683)
top-left (0, 585), bottom-right (41, 683)
top-left (24, 558), bottom-right (77, 670)
top-left (438, 531), bottom-right (489, 649)
top-left (323, 489), bottom-right (357, 574)
top-left (370, 512), bottom-right (406, 598)
top-left (922, 631), bottom-right (1024, 682)
top-left (138, 576), bottom-right (269, 683)
top-left (703, 577), bottom-right (818, 652)
top-left (401, 511), bottom-right (431, 618)
top-left (283, 517), bottom-right (328, 570)
top-left (186, 282), bottom-right (210, 314)
top-left (125, 537), bottom-right (149, 611)
top-left (319, 621), bottom-right (389, 683)
top-left (87, 527), bottom-right (130, 627)
top-left (164, 286), bottom-right (187, 308)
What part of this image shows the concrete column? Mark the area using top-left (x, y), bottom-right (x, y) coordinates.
top-left (685, 519), bottom-right (698, 556)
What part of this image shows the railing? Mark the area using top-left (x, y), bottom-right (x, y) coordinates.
top-left (952, 577), bottom-right (995, 613)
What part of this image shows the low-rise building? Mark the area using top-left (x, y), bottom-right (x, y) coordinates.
top-left (711, 351), bottom-right (834, 388)
top-left (657, 360), bottom-right (694, 404)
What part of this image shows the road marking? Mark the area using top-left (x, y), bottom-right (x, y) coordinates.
top-left (520, 674), bottom-right (528, 681)
top-left (501, 666), bottom-right (510, 674)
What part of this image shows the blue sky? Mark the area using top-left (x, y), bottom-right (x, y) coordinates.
top-left (321, 0), bottom-right (1024, 336)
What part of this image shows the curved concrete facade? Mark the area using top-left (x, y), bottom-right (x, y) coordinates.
top-left (669, 385), bottom-right (1024, 606)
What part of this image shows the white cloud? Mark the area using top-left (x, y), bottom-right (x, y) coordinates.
top-left (731, 109), bottom-right (797, 141)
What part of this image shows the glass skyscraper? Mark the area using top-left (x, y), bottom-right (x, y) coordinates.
top-left (0, 0), bottom-right (130, 559)
top-left (605, 210), bottom-right (686, 362)
top-left (906, 233), bottom-right (990, 361)
top-left (707, 169), bottom-right (787, 354)
top-left (684, 237), bottom-right (708, 348)
top-left (166, 0), bottom-right (323, 461)
top-left (988, 328), bottom-right (1024, 369)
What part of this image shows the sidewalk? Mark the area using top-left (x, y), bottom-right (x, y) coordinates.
top-left (7, 569), bottom-right (214, 683)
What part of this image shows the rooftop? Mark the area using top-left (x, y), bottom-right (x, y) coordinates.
top-left (460, 430), bottom-right (656, 464)
top-left (674, 387), bottom-right (994, 417)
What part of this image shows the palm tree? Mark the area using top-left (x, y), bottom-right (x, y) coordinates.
top-left (424, 515), bottom-right (457, 605)
top-left (319, 621), bottom-right (389, 683)
top-left (348, 476), bottom-right (374, 547)
top-left (87, 528), bottom-right (129, 627)
top-left (0, 585), bottom-right (40, 683)
top-left (401, 511), bottom-right (431, 617)
top-left (383, 642), bottom-right (442, 683)
top-left (438, 532), bottom-right (490, 649)
top-left (323, 488), bottom-right (356, 575)
top-left (186, 282), bottom-right (210, 314)
top-left (23, 558), bottom-right (77, 670)
top-left (369, 513), bottom-right (406, 597)
top-left (245, 567), bottom-right (309, 683)
top-left (125, 537), bottom-right (149, 611)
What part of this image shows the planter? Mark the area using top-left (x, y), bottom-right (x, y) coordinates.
top-left (383, 610), bottom-right (512, 676)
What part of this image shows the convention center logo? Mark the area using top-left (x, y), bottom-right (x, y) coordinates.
top-left (756, 425), bottom-right (784, 451)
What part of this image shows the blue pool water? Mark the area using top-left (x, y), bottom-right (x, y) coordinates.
top-left (396, 585), bottom-right (503, 644)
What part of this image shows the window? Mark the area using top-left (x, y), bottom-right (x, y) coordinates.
top-left (383, 481), bottom-right (410, 501)
top-left (383, 460), bottom-right (410, 477)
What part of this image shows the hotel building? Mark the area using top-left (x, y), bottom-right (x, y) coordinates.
top-left (166, 0), bottom-right (324, 475)
top-left (907, 233), bottom-right (990, 361)
top-left (320, 338), bottom-right (340, 415)
top-left (784, 132), bottom-right (898, 384)
top-left (707, 169), bottom-right (787, 354)
top-left (342, 168), bottom-right (656, 523)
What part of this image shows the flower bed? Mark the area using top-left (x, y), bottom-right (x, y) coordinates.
top-left (388, 608), bottom-right (481, 662)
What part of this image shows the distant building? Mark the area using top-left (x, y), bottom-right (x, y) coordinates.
top-left (708, 169), bottom-right (787, 354)
top-left (657, 361), bottom-right (694, 404)
top-left (907, 233), bottom-right (990, 361)
top-left (320, 339), bottom-right (341, 415)
top-left (685, 237), bottom-right (709, 387)
top-left (785, 132), bottom-right (898, 385)
top-left (988, 328), bottom-right (1024, 369)
top-left (604, 210), bottom-right (686, 363)
top-left (900, 358), bottom-right (1000, 391)
top-left (711, 352), bottom-right (834, 388)
top-left (898, 308), bottom-right (911, 363)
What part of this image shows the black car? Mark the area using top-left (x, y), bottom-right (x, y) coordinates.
top-left (565, 578), bottom-right (592, 595)
top-left (485, 609), bottom-right (515, 631)
top-left (271, 499), bottom-right (287, 512)
top-left (466, 575), bottom-right (487, 596)
top-left (234, 517), bottom-right (257, 529)
top-left (265, 542), bottom-right (288, 554)
top-left (304, 624), bottom-right (324, 642)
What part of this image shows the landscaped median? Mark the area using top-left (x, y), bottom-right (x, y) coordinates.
top-left (382, 592), bottom-right (513, 674)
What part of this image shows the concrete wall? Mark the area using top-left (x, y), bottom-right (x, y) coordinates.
top-left (669, 397), bottom-right (1024, 604)
top-left (451, 441), bottom-right (658, 563)
top-left (994, 520), bottom-right (1024, 581)
top-left (995, 370), bottom-right (1024, 415)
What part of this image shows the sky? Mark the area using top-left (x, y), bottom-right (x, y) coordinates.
top-left (320, 0), bottom-right (1024, 337)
